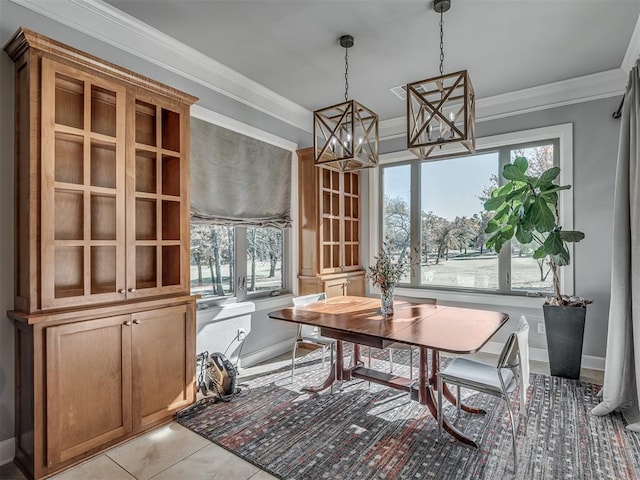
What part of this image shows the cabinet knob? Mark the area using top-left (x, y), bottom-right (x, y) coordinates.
top-left (128, 288), bottom-right (136, 293)
top-left (118, 289), bottom-right (126, 294)
top-left (123, 320), bottom-right (132, 326)
top-left (133, 319), bottom-right (141, 325)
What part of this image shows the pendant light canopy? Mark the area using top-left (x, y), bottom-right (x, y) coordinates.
top-left (407, 0), bottom-right (475, 160)
top-left (314, 35), bottom-right (379, 172)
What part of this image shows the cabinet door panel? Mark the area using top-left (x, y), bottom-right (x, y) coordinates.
top-left (41, 58), bottom-right (127, 310)
top-left (132, 304), bottom-right (195, 428)
top-left (126, 95), bottom-right (190, 299)
top-left (46, 315), bottom-right (132, 465)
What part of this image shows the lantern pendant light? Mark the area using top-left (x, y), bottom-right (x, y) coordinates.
top-left (314, 35), bottom-right (379, 172)
top-left (407, 0), bottom-right (475, 160)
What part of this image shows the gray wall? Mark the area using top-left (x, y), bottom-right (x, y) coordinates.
top-left (382, 97), bottom-right (622, 359)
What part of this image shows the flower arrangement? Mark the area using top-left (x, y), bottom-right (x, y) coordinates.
top-left (367, 242), bottom-right (409, 290)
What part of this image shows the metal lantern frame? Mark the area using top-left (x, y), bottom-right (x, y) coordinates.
top-left (313, 99), bottom-right (379, 172)
top-left (313, 34), bottom-right (379, 172)
top-left (406, 0), bottom-right (476, 161)
top-left (407, 69), bottom-right (475, 160)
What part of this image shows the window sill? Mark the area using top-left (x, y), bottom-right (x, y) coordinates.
top-left (394, 287), bottom-right (547, 310)
top-left (195, 293), bottom-right (294, 323)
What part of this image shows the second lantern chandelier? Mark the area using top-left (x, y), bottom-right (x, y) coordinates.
top-left (313, 34), bottom-right (379, 172)
top-left (406, 0), bottom-right (476, 160)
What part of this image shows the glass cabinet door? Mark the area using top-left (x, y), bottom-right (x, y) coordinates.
top-left (40, 58), bottom-right (127, 309)
top-left (126, 94), bottom-right (190, 298)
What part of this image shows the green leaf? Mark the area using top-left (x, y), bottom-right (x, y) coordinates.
top-left (485, 220), bottom-right (500, 234)
top-left (506, 186), bottom-right (527, 202)
top-left (559, 230), bottom-right (585, 242)
top-left (502, 164), bottom-right (528, 182)
top-left (543, 231), bottom-right (564, 255)
top-left (513, 156), bottom-right (529, 173)
top-left (532, 198), bottom-right (556, 232)
top-left (515, 225), bottom-right (533, 244)
top-left (533, 245), bottom-right (547, 259)
top-left (552, 246), bottom-right (571, 266)
top-left (539, 184), bottom-right (571, 195)
top-left (537, 166), bottom-right (560, 185)
top-left (484, 195), bottom-right (506, 211)
top-left (542, 192), bottom-right (558, 205)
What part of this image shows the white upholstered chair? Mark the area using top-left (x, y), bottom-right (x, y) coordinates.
top-left (437, 316), bottom-right (530, 472)
top-left (291, 293), bottom-right (335, 381)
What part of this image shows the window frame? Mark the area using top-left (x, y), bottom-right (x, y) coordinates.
top-left (370, 123), bottom-right (574, 299)
top-left (189, 106), bottom-right (297, 306)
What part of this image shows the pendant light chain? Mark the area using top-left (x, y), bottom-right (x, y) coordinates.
top-left (344, 43), bottom-right (349, 101)
top-left (439, 9), bottom-right (444, 75)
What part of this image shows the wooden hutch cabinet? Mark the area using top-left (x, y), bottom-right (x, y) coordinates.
top-left (297, 147), bottom-right (366, 297)
top-left (5, 28), bottom-right (197, 479)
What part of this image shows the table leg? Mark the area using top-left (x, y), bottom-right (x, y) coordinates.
top-left (432, 350), bottom-right (486, 415)
top-left (302, 340), bottom-right (345, 393)
top-left (419, 347), bottom-right (479, 448)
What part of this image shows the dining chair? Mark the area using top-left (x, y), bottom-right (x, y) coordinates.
top-left (291, 292), bottom-right (335, 381)
top-left (384, 297), bottom-right (437, 380)
top-left (436, 316), bottom-right (529, 472)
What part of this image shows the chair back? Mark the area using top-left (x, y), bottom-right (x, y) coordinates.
top-left (292, 293), bottom-right (327, 338)
top-left (497, 316), bottom-right (529, 410)
top-left (292, 292), bottom-right (326, 307)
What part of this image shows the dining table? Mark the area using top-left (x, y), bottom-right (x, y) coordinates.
top-left (267, 295), bottom-right (509, 447)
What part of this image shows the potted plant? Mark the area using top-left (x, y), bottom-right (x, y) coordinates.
top-left (368, 241), bottom-right (409, 315)
top-left (484, 157), bottom-right (590, 379)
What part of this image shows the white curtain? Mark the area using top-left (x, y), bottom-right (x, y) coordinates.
top-left (591, 60), bottom-right (640, 432)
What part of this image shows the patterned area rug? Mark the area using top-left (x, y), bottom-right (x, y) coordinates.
top-left (177, 350), bottom-right (640, 480)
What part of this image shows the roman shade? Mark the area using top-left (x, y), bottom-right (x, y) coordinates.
top-left (190, 117), bottom-right (292, 228)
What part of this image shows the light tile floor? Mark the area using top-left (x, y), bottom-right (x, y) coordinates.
top-left (0, 350), bottom-right (604, 480)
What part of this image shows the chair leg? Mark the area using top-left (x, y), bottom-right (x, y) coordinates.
top-left (321, 345), bottom-right (327, 369)
top-left (504, 398), bottom-right (518, 473)
top-left (456, 385), bottom-right (461, 418)
top-left (330, 343), bottom-right (335, 394)
top-left (291, 341), bottom-right (298, 382)
top-left (389, 349), bottom-right (394, 374)
top-left (437, 375), bottom-right (443, 432)
top-left (409, 348), bottom-right (413, 380)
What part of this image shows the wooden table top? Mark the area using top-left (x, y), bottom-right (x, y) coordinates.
top-left (268, 296), bottom-right (508, 354)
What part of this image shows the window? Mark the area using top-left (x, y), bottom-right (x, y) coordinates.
top-left (190, 225), bottom-right (286, 301)
top-left (379, 125), bottom-right (571, 296)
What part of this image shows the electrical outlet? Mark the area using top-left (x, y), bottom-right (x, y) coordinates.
top-left (537, 322), bottom-right (546, 335)
top-left (237, 328), bottom-right (246, 340)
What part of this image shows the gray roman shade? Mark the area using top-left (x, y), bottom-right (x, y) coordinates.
top-left (190, 117), bottom-right (292, 228)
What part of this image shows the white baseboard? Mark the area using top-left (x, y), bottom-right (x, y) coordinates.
top-left (480, 341), bottom-right (605, 371)
top-left (0, 437), bottom-right (14, 466)
top-left (239, 339), bottom-right (292, 368)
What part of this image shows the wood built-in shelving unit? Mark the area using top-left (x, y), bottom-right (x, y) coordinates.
top-left (298, 147), bottom-right (365, 297)
top-left (5, 28), bottom-right (198, 480)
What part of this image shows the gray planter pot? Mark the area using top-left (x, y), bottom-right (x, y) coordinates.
top-left (543, 304), bottom-right (587, 380)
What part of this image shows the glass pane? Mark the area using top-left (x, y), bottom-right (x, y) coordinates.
top-left (381, 165), bottom-right (411, 283)
top-left (190, 225), bottom-right (235, 298)
top-left (246, 227), bottom-right (284, 294)
top-left (510, 144), bottom-right (555, 293)
top-left (420, 153), bottom-right (499, 290)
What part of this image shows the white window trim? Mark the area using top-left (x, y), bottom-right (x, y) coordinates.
top-left (369, 123), bottom-right (574, 306)
top-left (190, 105), bottom-right (299, 303)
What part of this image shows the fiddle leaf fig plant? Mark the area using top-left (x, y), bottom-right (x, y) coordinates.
top-left (484, 157), bottom-right (590, 307)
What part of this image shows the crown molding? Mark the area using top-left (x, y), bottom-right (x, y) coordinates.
top-left (9, 0), bottom-right (313, 132)
top-left (622, 11), bottom-right (640, 74)
top-left (379, 68), bottom-right (626, 140)
top-left (9, 0), bottom-right (634, 140)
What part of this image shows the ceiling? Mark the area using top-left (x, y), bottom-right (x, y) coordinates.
top-left (105, 0), bottom-right (640, 123)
